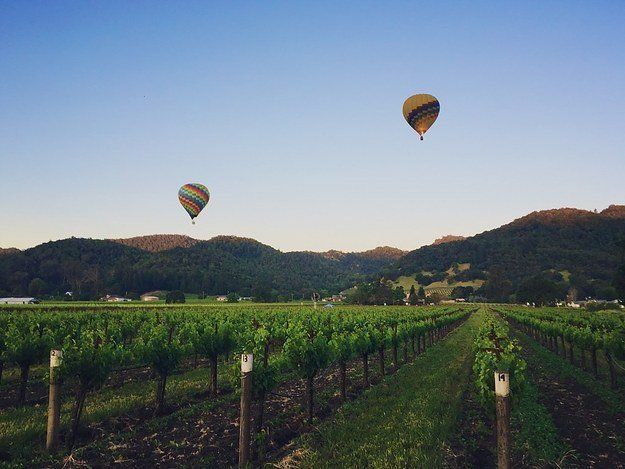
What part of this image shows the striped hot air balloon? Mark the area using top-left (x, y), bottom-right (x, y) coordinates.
top-left (402, 94), bottom-right (440, 140)
top-left (178, 183), bottom-right (210, 224)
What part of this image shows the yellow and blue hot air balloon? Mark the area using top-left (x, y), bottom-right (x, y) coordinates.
top-left (178, 183), bottom-right (210, 224)
top-left (402, 94), bottom-right (440, 140)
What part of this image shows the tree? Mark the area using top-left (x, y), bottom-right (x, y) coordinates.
top-left (165, 290), bottom-right (185, 303)
top-left (451, 285), bottom-right (474, 299)
top-left (482, 266), bottom-right (513, 302)
top-left (226, 292), bottom-right (239, 303)
top-left (428, 292), bottom-right (443, 305)
top-left (417, 286), bottom-right (426, 303)
top-left (345, 284), bottom-right (371, 305)
top-left (516, 275), bottom-right (565, 306)
top-left (613, 239), bottom-right (625, 302)
top-left (566, 287), bottom-right (578, 303)
top-left (0, 317), bottom-right (6, 384)
top-left (252, 280), bottom-right (276, 303)
top-left (408, 285), bottom-right (418, 305)
top-left (392, 286), bottom-right (405, 305)
top-left (27, 278), bottom-right (47, 297)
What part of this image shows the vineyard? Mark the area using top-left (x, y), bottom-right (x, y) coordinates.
top-left (0, 304), bottom-right (468, 466)
top-left (0, 303), bottom-right (624, 467)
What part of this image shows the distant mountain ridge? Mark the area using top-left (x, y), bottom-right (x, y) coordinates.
top-left (507, 206), bottom-right (623, 226)
top-left (386, 205), bottom-right (625, 299)
top-left (107, 234), bottom-right (406, 260)
top-left (2, 204), bottom-right (624, 300)
top-left (0, 234), bottom-right (405, 299)
top-left (111, 234), bottom-right (199, 252)
top-left (432, 235), bottom-right (466, 246)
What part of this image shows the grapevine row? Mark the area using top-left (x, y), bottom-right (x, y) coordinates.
top-left (498, 306), bottom-right (625, 388)
top-left (0, 305), bottom-right (470, 455)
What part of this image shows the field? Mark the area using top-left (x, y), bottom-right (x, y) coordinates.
top-left (1, 303), bottom-right (624, 467)
top-left (392, 275), bottom-right (484, 297)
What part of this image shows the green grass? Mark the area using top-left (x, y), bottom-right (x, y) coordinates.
top-left (292, 312), bottom-right (483, 468)
top-left (512, 380), bottom-right (567, 466)
top-left (392, 275), bottom-right (483, 295)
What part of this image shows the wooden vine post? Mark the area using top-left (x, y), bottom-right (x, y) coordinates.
top-left (238, 353), bottom-right (253, 468)
top-left (495, 371), bottom-right (511, 469)
top-left (46, 349), bottom-right (63, 451)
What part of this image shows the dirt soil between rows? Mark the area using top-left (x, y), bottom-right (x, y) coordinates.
top-left (518, 334), bottom-right (625, 468)
top-left (60, 346), bottom-right (416, 468)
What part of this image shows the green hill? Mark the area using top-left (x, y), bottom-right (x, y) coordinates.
top-left (384, 205), bottom-right (625, 300)
top-left (0, 235), bottom-right (404, 300)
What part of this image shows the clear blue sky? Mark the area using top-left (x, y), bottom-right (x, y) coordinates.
top-left (1, 1), bottom-right (624, 252)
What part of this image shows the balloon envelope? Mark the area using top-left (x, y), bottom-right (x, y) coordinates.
top-left (178, 183), bottom-right (210, 220)
top-left (402, 94), bottom-right (440, 140)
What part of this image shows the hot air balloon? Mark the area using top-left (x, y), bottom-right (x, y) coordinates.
top-left (402, 94), bottom-right (440, 140)
top-left (178, 183), bottom-right (210, 224)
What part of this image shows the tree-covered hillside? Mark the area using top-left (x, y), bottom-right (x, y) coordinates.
top-left (384, 206), bottom-right (625, 301)
top-left (0, 235), bottom-right (403, 300)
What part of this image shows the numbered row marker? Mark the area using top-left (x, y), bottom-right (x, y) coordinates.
top-left (241, 354), bottom-right (253, 373)
top-left (494, 371), bottom-right (509, 397)
top-left (50, 350), bottom-right (63, 368)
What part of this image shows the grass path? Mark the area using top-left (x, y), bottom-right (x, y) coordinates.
top-left (289, 311), bottom-right (483, 468)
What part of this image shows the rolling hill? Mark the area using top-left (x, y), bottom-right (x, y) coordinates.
top-left (0, 235), bottom-right (403, 299)
top-left (384, 205), bottom-right (625, 300)
top-left (110, 234), bottom-right (199, 252)
top-left (1, 205), bottom-right (624, 301)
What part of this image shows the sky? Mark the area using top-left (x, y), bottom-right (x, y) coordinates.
top-left (1, 1), bottom-right (624, 252)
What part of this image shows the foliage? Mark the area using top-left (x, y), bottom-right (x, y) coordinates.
top-left (515, 274), bottom-right (566, 305)
top-left (62, 330), bottom-right (121, 392)
top-left (451, 285), bottom-right (474, 299)
top-left (226, 292), bottom-right (239, 303)
top-left (283, 317), bottom-right (333, 379)
top-left (165, 290), bottom-right (186, 304)
top-left (407, 285), bottom-right (418, 305)
top-left (472, 312), bottom-right (526, 411)
top-left (297, 311), bottom-right (480, 467)
top-left (345, 281), bottom-right (405, 305)
top-left (0, 303), bottom-right (470, 461)
top-left (585, 301), bottom-right (622, 312)
top-left (385, 209), bottom-right (625, 301)
top-left (0, 236), bottom-right (402, 299)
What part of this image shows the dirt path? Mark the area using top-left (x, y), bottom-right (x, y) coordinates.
top-left (515, 332), bottom-right (625, 468)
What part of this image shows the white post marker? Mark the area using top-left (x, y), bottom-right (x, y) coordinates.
top-left (494, 371), bottom-right (511, 469)
top-left (50, 349), bottom-right (63, 368)
top-left (238, 353), bottom-right (253, 468)
top-left (241, 353), bottom-right (253, 373)
top-left (46, 349), bottom-right (63, 451)
top-left (494, 371), bottom-right (510, 397)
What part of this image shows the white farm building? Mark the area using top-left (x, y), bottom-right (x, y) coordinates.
top-left (0, 297), bottom-right (39, 304)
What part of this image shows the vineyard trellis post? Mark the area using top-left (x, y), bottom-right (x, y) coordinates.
top-left (494, 371), bottom-right (511, 469)
top-left (46, 349), bottom-right (63, 451)
top-left (238, 353), bottom-right (253, 468)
